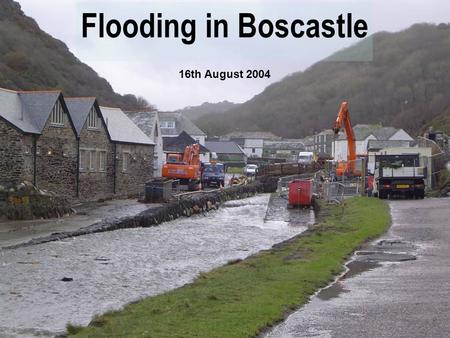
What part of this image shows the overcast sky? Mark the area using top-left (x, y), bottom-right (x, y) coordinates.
top-left (17, 0), bottom-right (450, 111)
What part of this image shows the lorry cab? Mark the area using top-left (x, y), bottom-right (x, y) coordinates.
top-left (201, 162), bottom-right (225, 187)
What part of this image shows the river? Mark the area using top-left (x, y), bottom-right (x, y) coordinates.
top-left (0, 194), bottom-right (313, 338)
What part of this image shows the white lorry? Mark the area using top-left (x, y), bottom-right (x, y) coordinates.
top-left (373, 154), bottom-right (426, 199)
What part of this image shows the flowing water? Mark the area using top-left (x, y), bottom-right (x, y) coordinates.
top-left (0, 194), bottom-right (313, 337)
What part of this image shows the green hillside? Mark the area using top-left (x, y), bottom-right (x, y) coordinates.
top-left (196, 23), bottom-right (450, 138)
top-left (0, 0), bottom-right (152, 110)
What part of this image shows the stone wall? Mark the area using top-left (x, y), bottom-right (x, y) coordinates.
top-left (0, 182), bottom-right (72, 221)
top-left (78, 117), bottom-right (114, 201)
top-left (35, 104), bottom-right (78, 199)
top-left (0, 119), bottom-right (26, 185)
top-left (114, 143), bottom-right (154, 197)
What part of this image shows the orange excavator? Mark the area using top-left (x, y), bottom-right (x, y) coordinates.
top-left (332, 102), bottom-right (360, 177)
top-left (162, 143), bottom-right (202, 190)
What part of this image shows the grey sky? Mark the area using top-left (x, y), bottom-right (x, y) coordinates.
top-left (17, 0), bottom-right (450, 110)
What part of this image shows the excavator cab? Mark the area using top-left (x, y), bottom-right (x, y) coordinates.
top-left (167, 153), bottom-right (183, 163)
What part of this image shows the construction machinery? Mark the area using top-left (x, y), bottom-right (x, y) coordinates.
top-left (162, 143), bottom-right (202, 190)
top-left (332, 102), bottom-right (361, 177)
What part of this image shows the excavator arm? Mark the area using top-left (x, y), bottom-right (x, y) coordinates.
top-left (333, 102), bottom-right (356, 173)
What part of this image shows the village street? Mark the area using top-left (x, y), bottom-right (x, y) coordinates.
top-left (266, 198), bottom-right (450, 338)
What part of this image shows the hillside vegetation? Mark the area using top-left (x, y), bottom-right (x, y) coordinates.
top-left (197, 23), bottom-right (450, 138)
top-left (0, 0), bottom-right (152, 110)
top-left (175, 101), bottom-right (238, 120)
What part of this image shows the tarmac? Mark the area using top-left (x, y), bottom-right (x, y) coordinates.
top-left (266, 197), bottom-right (450, 338)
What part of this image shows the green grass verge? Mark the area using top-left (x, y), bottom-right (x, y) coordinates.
top-left (226, 167), bottom-right (244, 174)
top-left (70, 197), bottom-right (390, 338)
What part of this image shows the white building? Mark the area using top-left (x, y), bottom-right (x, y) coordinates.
top-left (332, 125), bottom-right (414, 161)
top-left (158, 112), bottom-right (209, 163)
top-left (222, 131), bottom-right (281, 158)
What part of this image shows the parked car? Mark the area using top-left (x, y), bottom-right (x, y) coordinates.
top-left (201, 163), bottom-right (225, 187)
top-left (244, 164), bottom-right (258, 176)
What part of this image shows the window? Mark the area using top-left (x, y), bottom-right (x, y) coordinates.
top-left (50, 101), bottom-right (64, 126)
top-left (87, 107), bottom-right (98, 129)
top-left (252, 148), bottom-right (256, 153)
top-left (89, 150), bottom-right (96, 171)
top-left (122, 152), bottom-right (129, 172)
top-left (99, 151), bottom-right (106, 172)
top-left (24, 144), bottom-right (32, 155)
top-left (160, 121), bottom-right (175, 129)
top-left (79, 150), bottom-right (87, 171)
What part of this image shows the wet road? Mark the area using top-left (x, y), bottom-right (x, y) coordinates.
top-left (266, 198), bottom-right (450, 338)
top-left (0, 194), bottom-right (313, 338)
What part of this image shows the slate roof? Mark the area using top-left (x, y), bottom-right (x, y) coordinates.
top-left (223, 131), bottom-right (281, 140)
top-left (263, 140), bottom-right (306, 151)
top-left (125, 111), bottom-right (158, 140)
top-left (337, 125), bottom-right (398, 141)
top-left (0, 87), bottom-right (63, 134)
top-left (163, 131), bottom-right (209, 153)
top-left (158, 112), bottom-right (206, 137)
top-left (100, 106), bottom-right (154, 145)
top-left (205, 141), bottom-right (245, 154)
top-left (367, 139), bottom-right (414, 150)
top-left (65, 97), bottom-right (98, 136)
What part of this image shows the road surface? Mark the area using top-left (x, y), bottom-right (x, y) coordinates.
top-left (266, 198), bottom-right (450, 338)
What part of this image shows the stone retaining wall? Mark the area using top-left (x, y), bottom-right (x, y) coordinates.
top-left (0, 182), bottom-right (72, 221)
top-left (6, 178), bottom-right (278, 249)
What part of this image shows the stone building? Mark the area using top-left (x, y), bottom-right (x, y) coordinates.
top-left (100, 106), bottom-right (155, 197)
top-left (125, 111), bottom-right (164, 177)
top-left (0, 88), bottom-right (78, 198)
top-left (66, 97), bottom-right (114, 201)
top-left (1, 87), bottom-right (156, 201)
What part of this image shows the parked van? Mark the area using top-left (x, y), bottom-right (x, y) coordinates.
top-left (298, 152), bottom-right (314, 165)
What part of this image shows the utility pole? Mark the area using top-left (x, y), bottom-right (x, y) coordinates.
top-left (361, 157), bottom-right (366, 196)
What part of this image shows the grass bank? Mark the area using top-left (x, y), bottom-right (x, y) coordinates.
top-left (69, 197), bottom-right (390, 338)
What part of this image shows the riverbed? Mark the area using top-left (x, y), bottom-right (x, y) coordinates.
top-left (0, 194), bottom-right (313, 338)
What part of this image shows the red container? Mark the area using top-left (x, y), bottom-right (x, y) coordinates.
top-left (288, 179), bottom-right (313, 207)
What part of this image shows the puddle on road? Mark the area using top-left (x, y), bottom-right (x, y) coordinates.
top-left (317, 260), bottom-right (380, 301)
top-left (0, 194), bottom-right (313, 338)
top-left (317, 239), bottom-right (416, 301)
